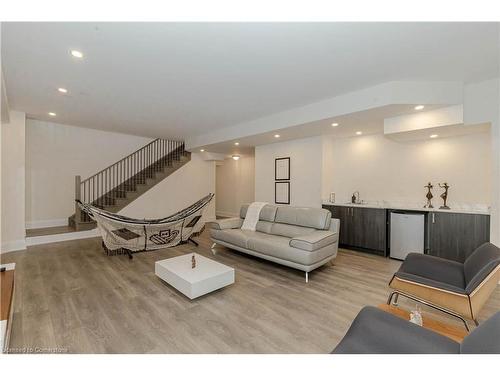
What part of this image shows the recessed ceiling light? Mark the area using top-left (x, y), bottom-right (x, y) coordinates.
top-left (234, 142), bottom-right (239, 146)
top-left (331, 123), bottom-right (339, 127)
top-left (200, 149), bottom-right (205, 152)
top-left (70, 50), bottom-right (84, 58)
top-left (232, 155), bottom-right (240, 161)
top-left (430, 134), bottom-right (438, 138)
top-left (355, 131), bottom-right (362, 135)
top-left (274, 134), bottom-right (280, 138)
top-left (414, 105), bottom-right (425, 110)
top-left (57, 87), bottom-right (68, 94)
top-left (48, 112), bottom-right (57, 117)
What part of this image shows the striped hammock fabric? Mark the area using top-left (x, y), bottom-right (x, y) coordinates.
top-left (78, 193), bottom-right (214, 255)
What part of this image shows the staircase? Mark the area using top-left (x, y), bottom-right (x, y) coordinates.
top-left (69, 139), bottom-right (191, 231)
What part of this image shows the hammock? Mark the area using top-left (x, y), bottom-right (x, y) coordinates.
top-left (77, 193), bottom-right (214, 258)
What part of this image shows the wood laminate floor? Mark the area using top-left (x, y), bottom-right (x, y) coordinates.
top-left (2, 232), bottom-right (499, 353)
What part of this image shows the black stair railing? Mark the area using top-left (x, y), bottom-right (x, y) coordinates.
top-left (74, 139), bottom-right (186, 223)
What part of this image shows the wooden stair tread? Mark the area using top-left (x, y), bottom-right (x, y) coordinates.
top-left (26, 225), bottom-right (76, 238)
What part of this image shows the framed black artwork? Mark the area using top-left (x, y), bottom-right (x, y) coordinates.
top-left (275, 181), bottom-right (290, 205)
top-left (275, 157), bottom-right (290, 180)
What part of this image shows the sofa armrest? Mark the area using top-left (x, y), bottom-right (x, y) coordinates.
top-left (289, 230), bottom-right (337, 251)
top-left (329, 218), bottom-right (340, 233)
top-left (208, 217), bottom-right (243, 230)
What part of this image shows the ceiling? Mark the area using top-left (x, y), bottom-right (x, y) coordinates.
top-left (2, 22), bottom-right (498, 139)
top-left (202, 104), bottom-right (447, 154)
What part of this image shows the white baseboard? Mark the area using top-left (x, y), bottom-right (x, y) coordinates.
top-left (1, 240), bottom-right (27, 253)
top-left (26, 218), bottom-right (68, 229)
top-left (26, 229), bottom-right (100, 247)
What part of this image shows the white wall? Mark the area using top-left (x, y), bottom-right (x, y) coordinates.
top-left (1, 111), bottom-right (26, 252)
top-left (463, 78), bottom-right (500, 245)
top-left (0, 109), bottom-right (2, 249)
top-left (254, 130), bottom-right (491, 212)
top-left (1, 71), bottom-right (9, 124)
top-left (492, 116), bottom-right (500, 245)
top-left (495, 91), bottom-right (500, 246)
top-left (322, 132), bottom-right (492, 208)
top-left (25, 119), bottom-right (152, 227)
top-left (120, 153), bottom-right (216, 221)
top-left (216, 154), bottom-right (255, 217)
top-left (24, 119), bottom-right (216, 231)
top-left (255, 136), bottom-right (323, 208)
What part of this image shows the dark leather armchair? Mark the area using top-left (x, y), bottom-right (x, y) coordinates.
top-left (388, 243), bottom-right (500, 330)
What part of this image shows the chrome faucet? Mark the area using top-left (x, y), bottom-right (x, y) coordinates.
top-left (351, 191), bottom-right (360, 204)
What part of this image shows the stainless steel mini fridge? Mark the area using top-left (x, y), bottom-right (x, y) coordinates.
top-left (390, 211), bottom-right (425, 260)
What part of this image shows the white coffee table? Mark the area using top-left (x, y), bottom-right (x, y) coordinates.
top-left (155, 253), bottom-right (234, 299)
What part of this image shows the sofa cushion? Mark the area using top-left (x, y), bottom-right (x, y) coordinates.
top-left (270, 223), bottom-right (316, 238)
top-left (240, 204), bottom-right (278, 222)
top-left (246, 232), bottom-right (335, 265)
top-left (290, 230), bottom-right (338, 251)
top-left (275, 206), bottom-right (331, 230)
top-left (210, 228), bottom-right (250, 248)
top-left (460, 311), bottom-right (500, 354)
top-left (256, 220), bottom-right (273, 234)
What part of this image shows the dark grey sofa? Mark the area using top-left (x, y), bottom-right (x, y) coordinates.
top-left (209, 204), bottom-right (340, 282)
top-left (332, 306), bottom-right (500, 354)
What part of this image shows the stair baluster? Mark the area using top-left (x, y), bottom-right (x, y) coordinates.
top-left (70, 139), bottom-right (190, 230)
